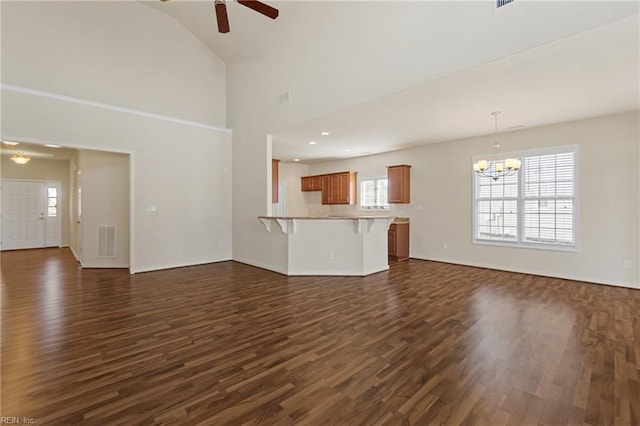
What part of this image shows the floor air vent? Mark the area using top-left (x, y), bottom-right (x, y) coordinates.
top-left (497, 0), bottom-right (514, 8)
top-left (97, 226), bottom-right (116, 258)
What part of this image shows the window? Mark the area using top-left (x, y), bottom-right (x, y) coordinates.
top-left (474, 146), bottom-right (576, 250)
top-left (360, 178), bottom-right (389, 210)
top-left (47, 187), bottom-right (58, 217)
top-left (497, 0), bottom-right (514, 8)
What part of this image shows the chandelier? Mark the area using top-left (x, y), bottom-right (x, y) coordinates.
top-left (11, 153), bottom-right (31, 165)
top-left (473, 111), bottom-right (520, 181)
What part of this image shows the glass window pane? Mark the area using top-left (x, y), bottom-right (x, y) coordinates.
top-left (48, 187), bottom-right (57, 197)
top-left (48, 197), bottom-right (57, 207)
top-left (48, 207), bottom-right (57, 217)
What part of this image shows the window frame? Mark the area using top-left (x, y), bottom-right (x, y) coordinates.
top-left (358, 176), bottom-right (390, 211)
top-left (472, 145), bottom-right (579, 252)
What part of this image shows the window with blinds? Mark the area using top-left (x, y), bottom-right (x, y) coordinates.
top-left (473, 146), bottom-right (577, 250)
top-left (360, 178), bottom-right (389, 210)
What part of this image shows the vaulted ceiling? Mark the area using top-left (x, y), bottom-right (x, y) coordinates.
top-left (145, 1), bottom-right (639, 163)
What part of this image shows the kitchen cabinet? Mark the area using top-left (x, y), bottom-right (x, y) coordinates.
top-left (301, 172), bottom-right (357, 204)
top-left (301, 175), bottom-right (322, 191)
top-left (272, 159), bottom-right (280, 203)
top-left (322, 172), bottom-right (357, 205)
top-left (388, 164), bottom-right (411, 203)
top-left (388, 222), bottom-right (409, 261)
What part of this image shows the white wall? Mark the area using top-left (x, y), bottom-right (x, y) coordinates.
top-left (1, 156), bottom-right (71, 246)
top-left (278, 162), bottom-right (310, 217)
top-left (80, 149), bottom-right (129, 268)
top-left (1, 1), bottom-right (232, 272)
top-left (304, 112), bottom-right (640, 288)
top-left (227, 2), bottom-right (639, 273)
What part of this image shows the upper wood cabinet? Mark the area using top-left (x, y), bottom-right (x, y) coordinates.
top-left (272, 159), bottom-right (280, 203)
top-left (323, 172), bottom-right (357, 205)
top-left (388, 165), bottom-right (411, 203)
top-left (301, 171), bottom-right (357, 204)
top-left (301, 175), bottom-right (322, 192)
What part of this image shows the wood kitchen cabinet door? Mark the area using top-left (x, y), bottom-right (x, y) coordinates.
top-left (321, 175), bottom-right (332, 204)
top-left (388, 226), bottom-right (397, 257)
top-left (388, 222), bottom-right (409, 261)
top-left (272, 159), bottom-right (280, 203)
top-left (301, 175), bottom-right (323, 192)
top-left (310, 176), bottom-right (322, 191)
top-left (388, 165), bottom-right (411, 204)
top-left (301, 176), bottom-right (313, 191)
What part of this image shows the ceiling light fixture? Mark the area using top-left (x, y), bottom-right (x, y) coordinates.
top-left (2, 141), bottom-right (19, 146)
top-left (473, 111), bottom-right (520, 181)
top-left (309, 141), bottom-right (317, 145)
top-left (11, 153), bottom-right (31, 165)
top-left (45, 144), bottom-right (61, 148)
top-left (293, 158), bottom-right (300, 162)
top-left (344, 149), bottom-right (352, 152)
top-left (321, 132), bottom-right (330, 136)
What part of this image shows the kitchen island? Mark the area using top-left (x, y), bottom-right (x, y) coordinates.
top-left (257, 216), bottom-right (395, 276)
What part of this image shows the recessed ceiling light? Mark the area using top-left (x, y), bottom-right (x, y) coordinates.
top-left (2, 141), bottom-right (19, 146)
top-left (309, 141), bottom-right (317, 145)
top-left (344, 149), bottom-right (352, 152)
top-left (45, 144), bottom-right (61, 148)
top-left (293, 158), bottom-right (300, 162)
top-left (321, 132), bottom-right (330, 136)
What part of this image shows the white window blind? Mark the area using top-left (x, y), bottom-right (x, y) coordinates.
top-left (360, 178), bottom-right (389, 210)
top-left (475, 166), bottom-right (518, 242)
top-left (473, 146), bottom-right (576, 250)
top-left (522, 151), bottom-right (575, 246)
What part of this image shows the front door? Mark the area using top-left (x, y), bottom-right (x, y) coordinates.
top-left (1, 181), bottom-right (46, 250)
top-left (1, 180), bottom-right (62, 251)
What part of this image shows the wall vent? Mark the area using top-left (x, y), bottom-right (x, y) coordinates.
top-left (497, 0), bottom-right (514, 8)
top-left (97, 226), bottom-right (116, 258)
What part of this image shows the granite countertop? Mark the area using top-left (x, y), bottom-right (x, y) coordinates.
top-left (259, 216), bottom-right (410, 222)
top-left (259, 215), bottom-right (396, 220)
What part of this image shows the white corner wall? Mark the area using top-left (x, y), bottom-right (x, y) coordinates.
top-left (278, 162), bottom-right (310, 217)
top-left (1, 1), bottom-right (232, 273)
top-left (80, 150), bottom-right (129, 268)
top-left (306, 112), bottom-right (640, 288)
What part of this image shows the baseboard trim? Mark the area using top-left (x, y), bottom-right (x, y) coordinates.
top-left (132, 258), bottom-right (232, 274)
top-left (232, 258), bottom-right (289, 276)
top-left (414, 256), bottom-right (640, 289)
top-left (82, 263), bottom-right (129, 269)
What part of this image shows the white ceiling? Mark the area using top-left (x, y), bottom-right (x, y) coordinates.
top-left (144, 2), bottom-right (639, 164)
top-left (1, 141), bottom-right (75, 161)
top-left (271, 15), bottom-right (639, 163)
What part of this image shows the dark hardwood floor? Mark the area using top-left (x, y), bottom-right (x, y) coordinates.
top-left (1, 248), bottom-right (639, 425)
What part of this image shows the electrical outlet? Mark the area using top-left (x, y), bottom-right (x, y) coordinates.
top-left (328, 251), bottom-right (335, 260)
top-left (443, 242), bottom-right (448, 250)
top-left (623, 259), bottom-right (631, 269)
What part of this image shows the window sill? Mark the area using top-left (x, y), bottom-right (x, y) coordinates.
top-left (359, 207), bottom-right (391, 212)
top-left (473, 238), bottom-right (578, 252)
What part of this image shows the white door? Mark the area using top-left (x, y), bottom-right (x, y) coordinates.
top-left (1, 181), bottom-right (46, 250)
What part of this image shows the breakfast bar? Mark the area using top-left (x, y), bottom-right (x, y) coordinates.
top-left (258, 216), bottom-right (395, 276)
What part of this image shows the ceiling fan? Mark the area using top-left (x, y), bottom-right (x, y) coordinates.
top-left (160, 0), bottom-right (279, 34)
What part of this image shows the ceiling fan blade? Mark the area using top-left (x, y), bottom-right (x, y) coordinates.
top-left (214, 0), bottom-right (230, 33)
top-left (237, 0), bottom-right (279, 19)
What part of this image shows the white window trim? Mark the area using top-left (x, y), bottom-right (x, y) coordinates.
top-left (358, 176), bottom-right (391, 212)
top-left (472, 145), bottom-right (579, 252)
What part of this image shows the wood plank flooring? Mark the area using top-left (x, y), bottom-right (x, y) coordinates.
top-left (1, 248), bottom-right (639, 425)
